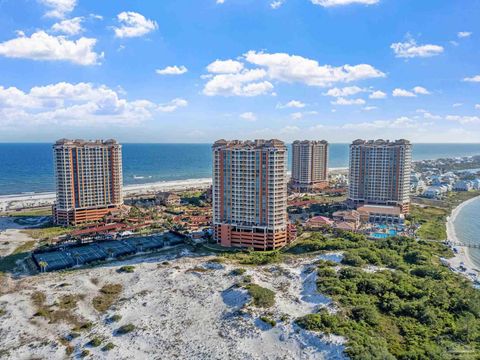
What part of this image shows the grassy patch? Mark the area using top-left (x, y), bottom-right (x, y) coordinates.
top-left (222, 251), bottom-right (283, 265)
top-left (92, 284), bottom-right (123, 313)
top-left (21, 226), bottom-right (70, 240)
top-left (295, 231), bottom-right (480, 359)
top-left (260, 316), bottom-right (276, 327)
top-left (88, 336), bottom-right (103, 347)
top-left (117, 265), bottom-right (135, 273)
top-left (231, 268), bottom-right (246, 276)
top-left (102, 342), bottom-right (115, 351)
top-left (5, 207), bottom-right (52, 217)
top-left (117, 323), bottom-right (135, 335)
top-left (31, 291), bottom-right (82, 327)
top-left (12, 240), bottom-right (36, 254)
top-left (245, 284), bottom-right (275, 308)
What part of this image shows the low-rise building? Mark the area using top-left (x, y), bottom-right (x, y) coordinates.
top-left (453, 180), bottom-right (473, 192)
top-left (357, 205), bottom-right (404, 224)
top-left (156, 192), bottom-right (181, 206)
top-left (305, 216), bottom-right (334, 230)
top-left (332, 210), bottom-right (360, 230)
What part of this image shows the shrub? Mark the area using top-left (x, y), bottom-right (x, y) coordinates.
top-left (350, 305), bottom-right (380, 326)
top-left (109, 314), bottom-right (122, 322)
top-left (260, 316), bottom-right (276, 327)
top-left (88, 337), bottom-right (102, 347)
top-left (102, 342), bottom-right (115, 351)
top-left (92, 284), bottom-right (123, 313)
top-left (117, 265), bottom-right (135, 273)
top-left (117, 323), bottom-right (135, 335)
top-left (231, 268), bottom-right (246, 276)
top-left (341, 253), bottom-right (366, 267)
top-left (245, 284), bottom-right (275, 308)
top-left (80, 349), bottom-right (90, 358)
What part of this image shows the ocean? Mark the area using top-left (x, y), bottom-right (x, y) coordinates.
top-left (1, 143), bottom-right (480, 196)
top-left (452, 197), bottom-right (480, 270)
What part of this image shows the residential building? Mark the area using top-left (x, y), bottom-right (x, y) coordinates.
top-left (348, 139), bottom-right (412, 214)
top-left (212, 139), bottom-right (290, 250)
top-left (453, 180), bottom-right (473, 192)
top-left (156, 192), bottom-right (181, 206)
top-left (291, 140), bottom-right (329, 191)
top-left (53, 139), bottom-right (123, 226)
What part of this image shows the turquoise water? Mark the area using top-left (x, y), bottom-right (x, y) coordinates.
top-left (452, 196), bottom-right (480, 269)
top-left (371, 230), bottom-right (397, 239)
top-left (0, 143), bottom-right (480, 196)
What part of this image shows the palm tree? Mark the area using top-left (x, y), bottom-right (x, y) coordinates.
top-left (38, 261), bottom-right (48, 273)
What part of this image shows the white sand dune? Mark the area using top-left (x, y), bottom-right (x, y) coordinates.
top-left (0, 250), bottom-right (346, 360)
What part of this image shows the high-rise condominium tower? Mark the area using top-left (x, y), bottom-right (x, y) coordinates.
top-left (348, 139), bottom-right (412, 214)
top-left (53, 139), bottom-right (123, 226)
top-left (212, 139), bottom-right (289, 250)
top-left (291, 140), bottom-right (329, 191)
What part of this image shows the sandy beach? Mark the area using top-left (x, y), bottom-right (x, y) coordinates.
top-left (0, 178), bottom-right (213, 213)
top-left (445, 195), bottom-right (480, 281)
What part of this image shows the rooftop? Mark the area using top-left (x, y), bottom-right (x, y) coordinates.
top-left (54, 139), bottom-right (120, 146)
top-left (351, 139), bottom-right (411, 146)
top-left (292, 140), bottom-right (328, 145)
top-left (213, 139), bottom-right (286, 150)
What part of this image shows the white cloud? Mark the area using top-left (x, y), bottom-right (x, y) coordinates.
top-left (343, 117), bottom-right (420, 130)
top-left (290, 112), bottom-right (303, 120)
top-left (391, 38), bottom-right (444, 58)
top-left (244, 50), bottom-right (385, 87)
top-left (475, 104), bottom-right (480, 110)
top-left (240, 112), bottom-right (256, 121)
top-left (39, 0), bottom-right (76, 18)
top-left (445, 115), bottom-right (480, 125)
top-left (207, 59), bottom-right (244, 74)
top-left (51, 17), bottom-right (84, 35)
top-left (310, 0), bottom-right (379, 7)
top-left (453, 103), bottom-right (463, 108)
top-left (413, 86), bottom-right (430, 95)
top-left (463, 75), bottom-right (480, 82)
top-left (203, 69), bottom-right (274, 97)
top-left (216, 0), bottom-right (225, 3)
top-left (0, 82), bottom-right (183, 128)
top-left (114, 12), bottom-right (158, 38)
top-left (331, 97), bottom-right (365, 105)
top-left (369, 90), bottom-right (387, 99)
top-left (157, 98), bottom-right (188, 112)
top-left (277, 100), bottom-right (306, 108)
top-left (363, 106), bottom-right (378, 111)
top-left (0, 31), bottom-right (101, 65)
top-left (458, 31), bottom-right (472, 38)
top-left (156, 65), bottom-right (188, 75)
top-left (324, 86), bottom-right (365, 97)
top-left (392, 88), bottom-right (416, 97)
top-left (271, 0), bottom-right (285, 9)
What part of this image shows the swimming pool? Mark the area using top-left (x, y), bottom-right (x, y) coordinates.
top-left (371, 229), bottom-right (397, 239)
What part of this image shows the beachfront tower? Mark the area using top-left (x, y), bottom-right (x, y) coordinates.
top-left (212, 139), bottom-right (290, 251)
top-left (348, 139), bottom-right (412, 214)
top-left (53, 139), bottom-right (123, 226)
top-left (291, 140), bottom-right (329, 192)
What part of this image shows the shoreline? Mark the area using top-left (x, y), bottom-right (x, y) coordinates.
top-left (445, 195), bottom-right (480, 281)
top-left (0, 168), bottom-right (350, 212)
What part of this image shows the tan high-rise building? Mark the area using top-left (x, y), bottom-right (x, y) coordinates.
top-left (291, 140), bottom-right (329, 191)
top-left (348, 139), bottom-right (412, 214)
top-left (212, 139), bottom-right (290, 251)
top-left (53, 139), bottom-right (123, 226)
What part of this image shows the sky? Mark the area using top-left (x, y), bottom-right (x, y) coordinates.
top-left (0, 0), bottom-right (479, 143)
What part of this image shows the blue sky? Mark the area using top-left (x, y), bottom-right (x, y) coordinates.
top-left (0, 0), bottom-right (479, 143)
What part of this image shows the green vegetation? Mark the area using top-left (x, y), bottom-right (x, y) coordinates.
top-left (102, 342), bottom-right (115, 351)
top-left (222, 250), bottom-right (283, 265)
top-left (88, 336), bottom-right (103, 347)
top-left (295, 232), bottom-right (480, 359)
top-left (58, 294), bottom-right (81, 310)
top-left (4, 207), bottom-right (52, 217)
top-left (0, 251), bottom-right (31, 273)
top-left (31, 291), bottom-right (82, 327)
top-left (260, 316), bottom-right (276, 327)
top-left (245, 284), bottom-right (276, 308)
top-left (22, 225), bottom-right (70, 240)
top-left (0, 308), bottom-right (5, 317)
top-left (231, 268), bottom-right (246, 276)
top-left (410, 190), bottom-right (480, 241)
top-left (117, 323), bottom-right (136, 335)
top-left (11, 241), bottom-right (36, 254)
top-left (92, 284), bottom-right (123, 313)
top-left (80, 349), bottom-right (90, 358)
top-left (117, 265), bottom-right (135, 273)
top-left (109, 314), bottom-right (122, 322)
